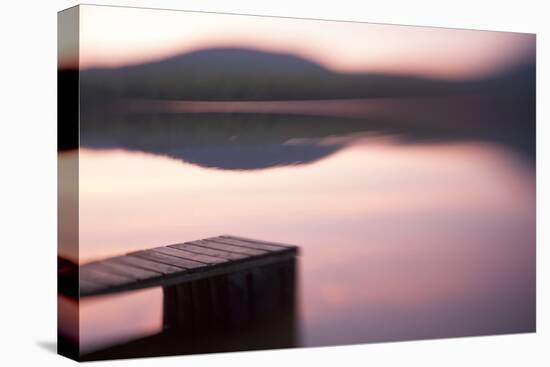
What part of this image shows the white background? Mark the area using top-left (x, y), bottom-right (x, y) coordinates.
top-left (0, 0), bottom-right (548, 365)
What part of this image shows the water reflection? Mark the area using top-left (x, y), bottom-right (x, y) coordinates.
top-left (79, 96), bottom-right (535, 172)
top-left (58, 132), bottom-right (535, 357)
top-left (59, 85), bottom-right (535, 358)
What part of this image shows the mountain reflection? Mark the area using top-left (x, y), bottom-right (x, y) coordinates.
top-left (79, 101), bottom-right (534, 171)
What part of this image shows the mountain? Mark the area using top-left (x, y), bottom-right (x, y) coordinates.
top-left (120, 47), bottom-right (329, 75)
top-left (78, 47), bottom-right (461, 103)
top-left (76, 47), bottom-right (535, 103)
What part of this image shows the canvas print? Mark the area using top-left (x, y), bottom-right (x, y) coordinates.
top-left (58, 5), bottom-right (536, 361)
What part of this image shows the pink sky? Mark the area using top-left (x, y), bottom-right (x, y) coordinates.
top-left (71, 5), bottom-right (535, 79)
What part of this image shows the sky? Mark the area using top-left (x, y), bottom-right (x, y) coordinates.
top-left (63, 5), bottom-right (535, 79)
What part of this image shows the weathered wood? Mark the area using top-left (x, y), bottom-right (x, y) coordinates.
top-left (87, 260), bottom-right (163, 281)
top-left (79, 278), bottom-right (105, 295)
top-left (78, 252), bottom-right (299, 360)
top-left (206, 236), bottom-right (286, 252)
top-left (130, 250), bottom-right (206, 270)
top-left (162, 258), bottom-right (297, 336)
top-left (189, 240), bottom-right (268, 256)
top-left (79, 267), bottom-right (134, 288)
top-left (169, 243), bottom-right (248, 261)
top-left (221, 235), bottom-right (293, 249)
top-left (74, 235), bottom-right (298, 298)
top-left (152, 246), bottom-right (228, 265)
top-left (110, 255), bottom-right (182, 275)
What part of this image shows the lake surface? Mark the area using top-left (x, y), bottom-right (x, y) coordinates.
top-left (58, 115), bottom-right (535, 355)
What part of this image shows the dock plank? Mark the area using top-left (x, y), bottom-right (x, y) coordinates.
top-left (169, 243), bottom-right (248, 261)
top-left (80, 267), bottom-right (134, 287)
top-left (152, 246), bottom-right (228, 265)
top-left (79, 278), bottom-right (106, 295)
top-left (221, 235), bottom-right (293, 249)
top-left (130, 250), bottom-right (207, 270)
top-left (87, 260), bottom-right (163, 281)
top-left (110, 255), bottom-right (183, 275)
top-left (75, 235), bottom-right (298, 298)
top-left (188, 240), bottom-right (268, 257)
top-left (207, 236), bottom-right (287, 252)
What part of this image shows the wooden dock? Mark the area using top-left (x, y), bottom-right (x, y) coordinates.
top-left (78, 235), bottom-right (298, 297)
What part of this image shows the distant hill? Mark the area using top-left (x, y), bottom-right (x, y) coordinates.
top-left (120, 48), bottom-right (329, 75)
top-left (78, 47), bottom-right (464, 103)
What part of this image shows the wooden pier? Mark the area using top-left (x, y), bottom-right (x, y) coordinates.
top-left (59, 235), bottom-right (299, 360)
top-left (77, 235), bottom-right (298, 298)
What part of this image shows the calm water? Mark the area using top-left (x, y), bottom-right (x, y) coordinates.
top-left (59, 130), bottom-right (535, 354)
